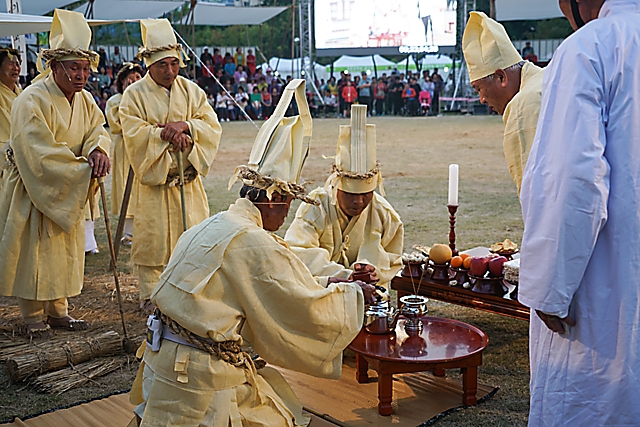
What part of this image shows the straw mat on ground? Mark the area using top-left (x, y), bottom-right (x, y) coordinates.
top-left (0, 392), bottom-right (341, 427)
top-left (277, 359), bottom-right (498, 426)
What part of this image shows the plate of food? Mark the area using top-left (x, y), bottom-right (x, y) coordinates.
top-left (489, 238), bottom-right (519, 260)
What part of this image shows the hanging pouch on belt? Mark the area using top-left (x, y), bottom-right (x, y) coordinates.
top-left (146, 313), bottom-right (163, 351)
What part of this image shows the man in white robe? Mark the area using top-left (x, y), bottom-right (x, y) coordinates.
top-left (519, 0), bottom-right (640, 424)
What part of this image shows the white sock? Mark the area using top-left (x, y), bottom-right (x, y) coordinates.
top-left (124, 217), bottom-right (134, 238)
top-left (85, 220), bottom-right (98, 252)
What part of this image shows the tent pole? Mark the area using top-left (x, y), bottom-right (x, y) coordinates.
top-left (405, 55), bottom-right (409, 75)
top-left (123, 22), bottom-right (131, 47)
top-left (451, 54), bottom-right (456, 94)
top-left (191, 0), bottom-right (196, 79)
top-left (291, 0), bottom-right (295, 78)
top-left (371, 55), bottom-right (377, 79)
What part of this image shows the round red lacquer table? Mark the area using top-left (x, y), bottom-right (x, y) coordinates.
top-left (348, 316), bottom-right (489, 416)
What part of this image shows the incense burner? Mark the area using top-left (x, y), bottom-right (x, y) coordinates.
top-left (399, 295), bottom-right (429, 333)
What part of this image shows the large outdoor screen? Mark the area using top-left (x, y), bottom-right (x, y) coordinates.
top-left (315, 0), bottom-right (457, 52)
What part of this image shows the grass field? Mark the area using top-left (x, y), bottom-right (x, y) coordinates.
top-left (0, 115), bottom-right (530, 426)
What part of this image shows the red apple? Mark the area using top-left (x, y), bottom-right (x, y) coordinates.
top-left (469, 256), bottom-right (489, 277)
top-left (488, 256), bottom-right (508, 277)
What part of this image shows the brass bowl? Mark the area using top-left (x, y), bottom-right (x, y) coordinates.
top-left (469, 274), bottom-right (507, 297)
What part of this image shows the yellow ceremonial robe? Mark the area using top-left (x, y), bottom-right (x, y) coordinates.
top-left (502, 61), bottom-right (544, 194)
top-left (119, 74), bottom-right (221, 273)
top-left (130, 198), bottom-right (364, 427)
top-left (284, 187), bottom-right (404, 288)
top-left (106, 93), bottom-right (138, 217)
top-left (0, 81), bottom-right (22, 191)
top-left (0, 75), bottom-right (110, 300)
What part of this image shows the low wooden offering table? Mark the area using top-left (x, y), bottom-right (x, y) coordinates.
top-left (348, 317), bottom-right (489, 416)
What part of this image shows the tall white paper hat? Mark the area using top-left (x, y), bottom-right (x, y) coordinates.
top-left (462, 12), bottom-right (522, 82)
top-left (228, 79), bottom-right (318, 204)
top-left (325, 104), bottom-right (384, 200)
top-left (136, 19), bottom-right (188, 67)
top-left (36, 9), bottom-right (99, 80)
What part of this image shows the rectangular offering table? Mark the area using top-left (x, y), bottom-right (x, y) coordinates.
top-left (391, 275), bottom-right (529, 321)
top-left (391, 247), bottom-right (530, 321)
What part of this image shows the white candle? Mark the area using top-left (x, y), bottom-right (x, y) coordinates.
top-left (448, 164), bottom-right (459, 206)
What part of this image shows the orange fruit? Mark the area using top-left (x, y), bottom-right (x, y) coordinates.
top-left (429, 244), bottom-right (452, 264)
top-left (460, 253), bottom-right (471, 260)
top-left (450, 256), bottom-right (463, 268)
top-left (462, 257), bottom-right (472, 269)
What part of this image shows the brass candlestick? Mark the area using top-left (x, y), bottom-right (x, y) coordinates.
top-left (447, 204), bottom-right (459, 256)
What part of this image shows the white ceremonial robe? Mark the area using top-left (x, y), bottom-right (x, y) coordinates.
top-left (519, 1), bottom-right (640, 425)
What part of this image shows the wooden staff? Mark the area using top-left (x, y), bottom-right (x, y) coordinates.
top-left (177, 151), bottom-right (187, 232)
top-left (98, 177), bottom-right (136, 353)
top-left (110, 166), bottom-right (135, 270)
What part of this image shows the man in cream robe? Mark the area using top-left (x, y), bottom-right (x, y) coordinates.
top-left (0, 9), bottom-right (110, 334)
top-left (119, 19), bottom-right (221, 303)
top-left (0, 48), bottom-right (22, 191)
top-left (286, 188), bottom-right (403, 288)
top-left (106, 63), bottom-right (144, 243)
top-left (285, 105), bottom-right (404, 288)
top-left (130, 79), bottom-right (372, 426)
top-left (131, 197), bottom-right (366, 427)
top-left (463, 12), bottom-right (543, 194)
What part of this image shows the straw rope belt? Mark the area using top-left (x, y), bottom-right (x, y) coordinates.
top-left (156, 310), bottom-right (266, 369)
top-left (166, 166), bottom-right (198, 187)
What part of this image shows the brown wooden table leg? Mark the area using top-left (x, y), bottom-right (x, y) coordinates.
top-left (355, 354), bottom-right (369, 383)
top-left (377, 371), bottom-right (393, 416)
top-left (461, 365), bottom-right (478, 406)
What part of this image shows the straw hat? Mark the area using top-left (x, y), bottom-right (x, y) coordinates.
top-left (325, 104), bottom-right (383, 200)
top-left (0, 47), bottom-right (20, 61)
top-left (136, 19), bottom-right (188, 67)
top-left (36, 9), bottom-right (99, 78)
top-left (462, 11), bottom-right (522, 82)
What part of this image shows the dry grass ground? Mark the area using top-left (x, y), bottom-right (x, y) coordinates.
top-left (0, 115), bottom-right (529, 426)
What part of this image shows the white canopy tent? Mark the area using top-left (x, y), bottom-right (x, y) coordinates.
top-left (73, 0), bottom-right (184, 20)
top-left (0, 0), bottom-right (78, 15)
top-left (396, 54), bottom-right (453, 72)
top-left (263, 57), bottom-right (329, 82)
top-left (495, 0), bottom-right (563, 21)
top-left (181, 2), bottom-right (287, 26)
top-left (0, 12), bottom-right (125, 37)
top-left (330, 55), bottom-right (396, 73)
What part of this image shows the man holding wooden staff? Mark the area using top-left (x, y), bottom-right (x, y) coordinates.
top-left (285, 104), bottom-right (404, 289)
top-left (106, 62), bottom-right (144, 246)
top-left (119, 19), bottom-right (221, 310)
top-left (0, 9), bottom-right (111, 336)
